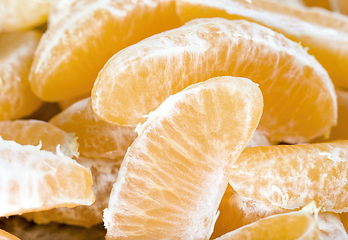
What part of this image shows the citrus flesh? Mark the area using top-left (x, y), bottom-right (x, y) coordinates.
top-left (176, 0), bottom-right (348, 89)
top-left (0, 229), bottom-right (20, 240)
top-left (0, 0), bottom-right (50, 32)
top-left (0, 120), bottom-right (78, 158)
top-left (50, 97), bottom-right (136, 161)
top-left (92, 18), bottom-right (336, 144)
top-left (313, 88), bottom-right (348, 142)
top-left (229, 140), bottom-right (348, 212)
top-left (215, 209), bottom-right (320, 240)
top-left (29, 0), bottom-right (182, 101)
top-left (211, 185), bottom-right (286, 239)
top-left (318, 212), bottom-right (348, 239)
top-left (0, 139), bottom-right (95, 217)
top-left (212, 132), bottom-right (272, 238)
top-left (104, 76), bottom-right (263, 239)
top-left (213, 187), bottom-right (348, 239)
top-left (23, 157), bottom-right (120, 227)
top-left (0, 31), bottom-right (42, 120)
top-left (48, 0), bottom-right (87, 27)
top-left (329, 0), bottom-right (348, 14)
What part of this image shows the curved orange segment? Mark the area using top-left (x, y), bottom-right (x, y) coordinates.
top-left (176, 0), bottom-right (348, 89)
top-left (92, 18), bottom-right (336, 143)
top-left (104, 76), bottom-right (263, 239)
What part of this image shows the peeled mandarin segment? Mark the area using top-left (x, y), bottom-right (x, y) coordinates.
top-left (215, 211), bottom-right (320, 240)
top-left (0, 229), bottom-right (20, 240)
top-left (0, 120), bottom-right (78, 158)
top-left (318, 213), bottom-right (348, 239)
top-left (176, 0), bottom-right (348, 90)
top-left (92, 18), bottom-right (336, 144)
top-left (0, 139), bottom-right (95, 217)
top-left (49, 97), bottom-right (136, 160)
top-left (29, 0), bottom-right (182, 102)
top-left (23, 157), bottom-right (120, 227)
top-left (0, 0), bottom-right (50, 32)
top-left (49, 0), bottom-right (87, 27)
top-left (230, 141), bottom-right (348, 212)
top-left (104, 77), bottom-right (263, 239)
top-left (212, 133), bottom-right (273, 239)
top-left (313, 88), bottom-right (348, 142)
top-left (212, 185), bottom-right (286, 239)
top-left (0, 31), bottom-right (43, 120)
top-left (331, 0), bottom-right (348, 15)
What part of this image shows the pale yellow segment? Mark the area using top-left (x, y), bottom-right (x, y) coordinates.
top-left (49, 0), bottom-right (85, 27)
top-left (105, 77), bottom-right (263, 239)
top-left (0, 120), bottom-right (79, 158)
top-left (176, 0), bottom-right (348, 89)
top-left (29, 0), bottom-right (181, 101)
top-left (23, 157), bottom-right (120, 227)
top-left (312, 88), bottom-right (348, 142)
top-left (93, 18), bottom-right (336, 144)
top-left (318, 213), bottom-right (348, 240)
top-left (0, 31), bottom-right (42, 120)
top-left (330, 0), bottom-right (348, 15)
top-left (0, 0), bottom-right (50, 32)
top-left (50, 97), bottom-right (136, 161)
top-left (215, 211), bottom-right (320, 240)
top-left (230, 141), bottom-right (348, 212)
top-left (212, 185), bottom-right (286, 239)
top-left (0, 139), bottom-right (95, 217)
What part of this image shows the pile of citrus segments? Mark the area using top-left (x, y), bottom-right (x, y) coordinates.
top-left (1, 0), bottom-right (348, 239)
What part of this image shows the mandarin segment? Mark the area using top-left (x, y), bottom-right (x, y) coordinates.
top-left (23, 157), bottom-right (120, 227)
top-left (0, 139), bottom-right (95, 217)
top-left (0, 31), bottom-right (42, 120)
top-left (318, 213), bottom-right (348, 239)
top-left (230, 141), bottom-right (348, 212)
top-left (29, 0), bottom-right (182, 101)
top-left (92, 18), bottom-right (336, 143)
top-left (50, 97), bottom-right (136, 161)
top-left (330, 0), bottom-right (348, 15)
top-left (104, 77), bottom-right (263, 239)
top-left (0, 0), bottom-right (50, 32)
top-left (313, 88), bottom-right (348, 142)
top-left (176, 0), bottom-right (348, 89)
top-left (215, 209), bottom-right (320, 240)
top-left (0, 120), bottom-right (78, 158)
top-left (49, 0), bottom-right (87, 27)
top-left (212, 185), bottom-right (286, 239)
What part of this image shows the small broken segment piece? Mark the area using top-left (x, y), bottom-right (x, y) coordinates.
top-left (0, 139), bottom-right (95, 217)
